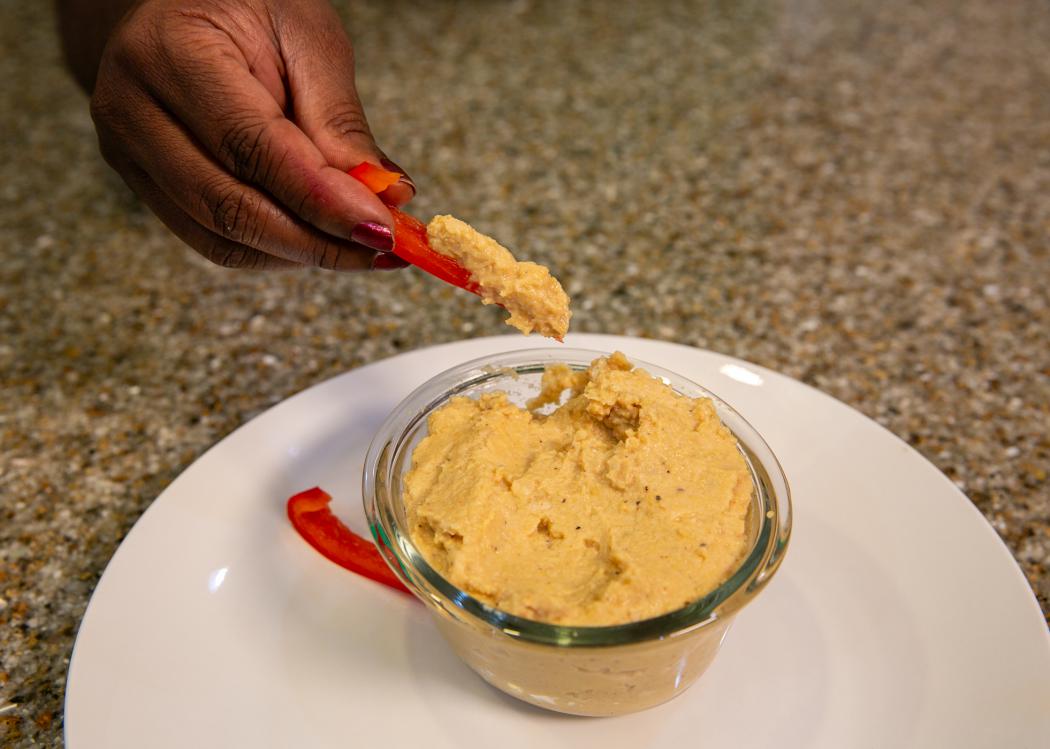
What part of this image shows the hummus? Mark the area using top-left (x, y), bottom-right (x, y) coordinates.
top-left (426, 215), bottom-right (571, 340)
top-left (403, 352), bottom-right (753, 626)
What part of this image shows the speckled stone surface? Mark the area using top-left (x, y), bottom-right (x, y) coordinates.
top-left (1, 0), bottom-right (1048, 743)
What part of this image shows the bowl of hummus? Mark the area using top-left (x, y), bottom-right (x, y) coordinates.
top-left (363, 349), bottom-right (791, 716)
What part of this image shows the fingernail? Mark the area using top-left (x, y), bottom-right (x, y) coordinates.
top-left (380, 157), bottom-right (416, 194)
top-left (351, 221), bottom-right (394, 252)
top-left (370, 252), bottom-right (411, 271)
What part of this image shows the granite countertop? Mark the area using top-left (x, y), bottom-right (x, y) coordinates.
top-left (2, 0), bottom-right (1048, 743)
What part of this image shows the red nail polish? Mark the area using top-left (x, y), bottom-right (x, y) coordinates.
top-left (371, 252), bottom-right (410, 271)
top-left (351, 222), bottom-right (394, 252)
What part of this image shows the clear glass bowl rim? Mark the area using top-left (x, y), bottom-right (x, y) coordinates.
top-left (363, 348), bottom-right (791, 647)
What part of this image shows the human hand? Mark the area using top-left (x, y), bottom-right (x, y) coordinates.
top-left (88, 0), bottom-right (413, 271)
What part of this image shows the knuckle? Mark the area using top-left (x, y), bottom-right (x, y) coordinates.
top-left (217, 117), bottom-right (272, 183)
top-left (203, 179), bottom-right (260, 245)
top-left (217, 249), bottom-right (250, 269)
top-left (89, 86), bottom-right (142, 157)
top-left (107, 9), bottom-right (162, 71)
top-left (296, 234), bottom-right (339, 269)
top-left (315, 244), bottom-right (343, 271)
top-left (321, 106), bottom-right (372, 142)
top-left (89, 85), bottom-right (122, 128)
top-left (153, 7), bottom-right (206, 53)
top-left (203, 243), bottom-right (252, 270)
top-left (102, 28), bottom-right (135, 70)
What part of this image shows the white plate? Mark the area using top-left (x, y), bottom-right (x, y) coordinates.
top-left (65, 334), bottom-right (1050, 748)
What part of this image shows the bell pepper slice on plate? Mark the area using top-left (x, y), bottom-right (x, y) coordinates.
top-left (287, 486), bottom-right (411, 595)
top-left (349, 162), bottom-right (480, 294)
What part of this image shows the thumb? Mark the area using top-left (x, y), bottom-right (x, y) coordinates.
top-left (278, 3), bottom-right (415, 206)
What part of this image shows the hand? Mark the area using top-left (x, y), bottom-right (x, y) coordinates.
top-left (86, 0), bottom-right (414, 271)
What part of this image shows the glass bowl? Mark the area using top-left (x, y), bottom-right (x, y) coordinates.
top-left (363, 348), bottom-right (791, 716)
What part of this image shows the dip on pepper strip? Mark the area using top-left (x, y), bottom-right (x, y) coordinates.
top-left (350, 162), bottom-right (571, 340)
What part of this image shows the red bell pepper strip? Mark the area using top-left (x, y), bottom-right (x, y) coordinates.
top-left (348, 161), bottom-right (402, 193)
top-left (348, 162), bottom-right (480, 294)
top-left (287, 486), bottom-right (411, 595)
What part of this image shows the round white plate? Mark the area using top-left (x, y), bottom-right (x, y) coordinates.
top-left (65, 335), bottom-right (1050, 748)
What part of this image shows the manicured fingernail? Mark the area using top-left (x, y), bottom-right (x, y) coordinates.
top-left (380, 158), bottom-right (416, 194)
top-left (351, 221), bottom-right (394, 252)
top-left (370, 252), bottom-right (410, 271)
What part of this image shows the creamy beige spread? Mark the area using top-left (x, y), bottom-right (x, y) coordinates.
top-left (426, 215), bottom-right (571, 340)
top-left (403, 353), bottom-right (753, 626)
